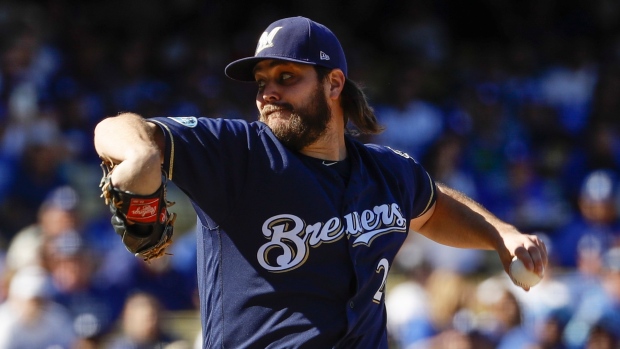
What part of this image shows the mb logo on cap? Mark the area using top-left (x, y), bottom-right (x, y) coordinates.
top-left (256, 27), bottom-right (283, 54)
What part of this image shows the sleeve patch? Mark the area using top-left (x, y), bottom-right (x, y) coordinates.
top-left (168, 116), bottom-right (197, 128)
top-left (386, 146), bottom-right (412, 159)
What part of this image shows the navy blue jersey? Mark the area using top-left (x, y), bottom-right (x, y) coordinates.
top-left (149, 116), bottom-right (436, 349)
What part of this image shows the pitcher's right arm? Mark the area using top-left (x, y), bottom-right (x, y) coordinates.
top-left (94, 112), bottom-right (165, 195)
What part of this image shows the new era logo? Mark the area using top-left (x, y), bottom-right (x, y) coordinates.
top-left (320, 51), bottom-right (330, 60)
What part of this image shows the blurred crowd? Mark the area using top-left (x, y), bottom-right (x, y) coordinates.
top-left (0, 0), bottom-right (619, 348)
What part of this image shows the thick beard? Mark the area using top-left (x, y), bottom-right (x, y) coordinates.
top-left (259, 84), bottom-right (331, 151)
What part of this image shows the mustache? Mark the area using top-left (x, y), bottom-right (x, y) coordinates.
top-left (261, 103), bottom-right (294, 115)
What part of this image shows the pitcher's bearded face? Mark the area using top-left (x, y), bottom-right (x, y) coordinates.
top-left (259, 83), bottom-right (331, 151)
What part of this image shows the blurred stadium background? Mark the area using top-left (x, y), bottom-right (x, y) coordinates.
top-left (0, 0), bottom-right (619, 348)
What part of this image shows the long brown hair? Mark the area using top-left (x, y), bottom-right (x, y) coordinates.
top-left (315, 67), bottom-right (384, 135)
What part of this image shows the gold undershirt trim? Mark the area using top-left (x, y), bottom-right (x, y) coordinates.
top-left (150, 120), bottom-right (174, 180)
top-left (418, 171), bottom-right (435, 217)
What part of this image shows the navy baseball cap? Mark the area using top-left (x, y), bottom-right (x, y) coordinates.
top-left (225, 16), bottom-right (347, 81)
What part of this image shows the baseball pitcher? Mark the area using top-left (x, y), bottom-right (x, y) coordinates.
top-left (94, 16), bottom-right (547, 349)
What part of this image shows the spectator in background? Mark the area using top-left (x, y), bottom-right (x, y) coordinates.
top-left (422, 134), bottom-right (478, 199)
top-left (372, 63), bottom-right (445, 160)
top-left (555, 228), bottom-right (609, 325)
top-left (395, 270), bottom-right (477, 348)
top-left (530, 307), bottom-right (571, 349)
top-left (551, 169), bottom-right (620, 269)
top-left (563, 247), bottom-right (620, 348)
top-left (105, 292), bottom-right (187, 349)
top-left (4, 184), bottom-right (130, 343)
top-left (561, 123), bottom-right (620, 202)
top-left (385, 263), bottom-right (434, 349)
top-left (501, 146), bottom-right (571, 233)
top-left (0, 122), bottom-right (70, 239)
top-left (538, 38), bottom-right (599, 140)
top-left (584, 320), bottom-right (619, 349)
top-left (475, 280), bottom-right (535, 349)
top-left (4, 185), bottom-right (80, 272)
top-left (0, 265), bottom-right (75, 348)
top-left (43, 230), bottom-right (126, 344)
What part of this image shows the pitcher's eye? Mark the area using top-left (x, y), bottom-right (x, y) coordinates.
top-left (280, 73), bottom-right (292, 83)
top-left (256, 80), bottom-right (266, 91)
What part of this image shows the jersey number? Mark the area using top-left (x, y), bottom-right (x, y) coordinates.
top-left (373, 258), bottom-right (389, 304)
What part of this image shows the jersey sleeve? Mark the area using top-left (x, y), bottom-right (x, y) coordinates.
top-left (409, 157), bottom-right (437, 218)
top-left (365, 143), bottom-right (437, 220)
top-left (147, 116), bottom-right (260, 223)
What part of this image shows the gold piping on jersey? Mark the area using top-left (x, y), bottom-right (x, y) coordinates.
top-left (417, 171), bottom-right (435, 217)
top-left (150, 120), bottom-right (174, 180)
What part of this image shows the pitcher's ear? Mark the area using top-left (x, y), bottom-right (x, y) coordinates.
top-left (327, 69), bottom-right (345, 99)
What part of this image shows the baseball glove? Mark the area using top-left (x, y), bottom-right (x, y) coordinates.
top-left (99, 162), bottom-right (176, 262)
